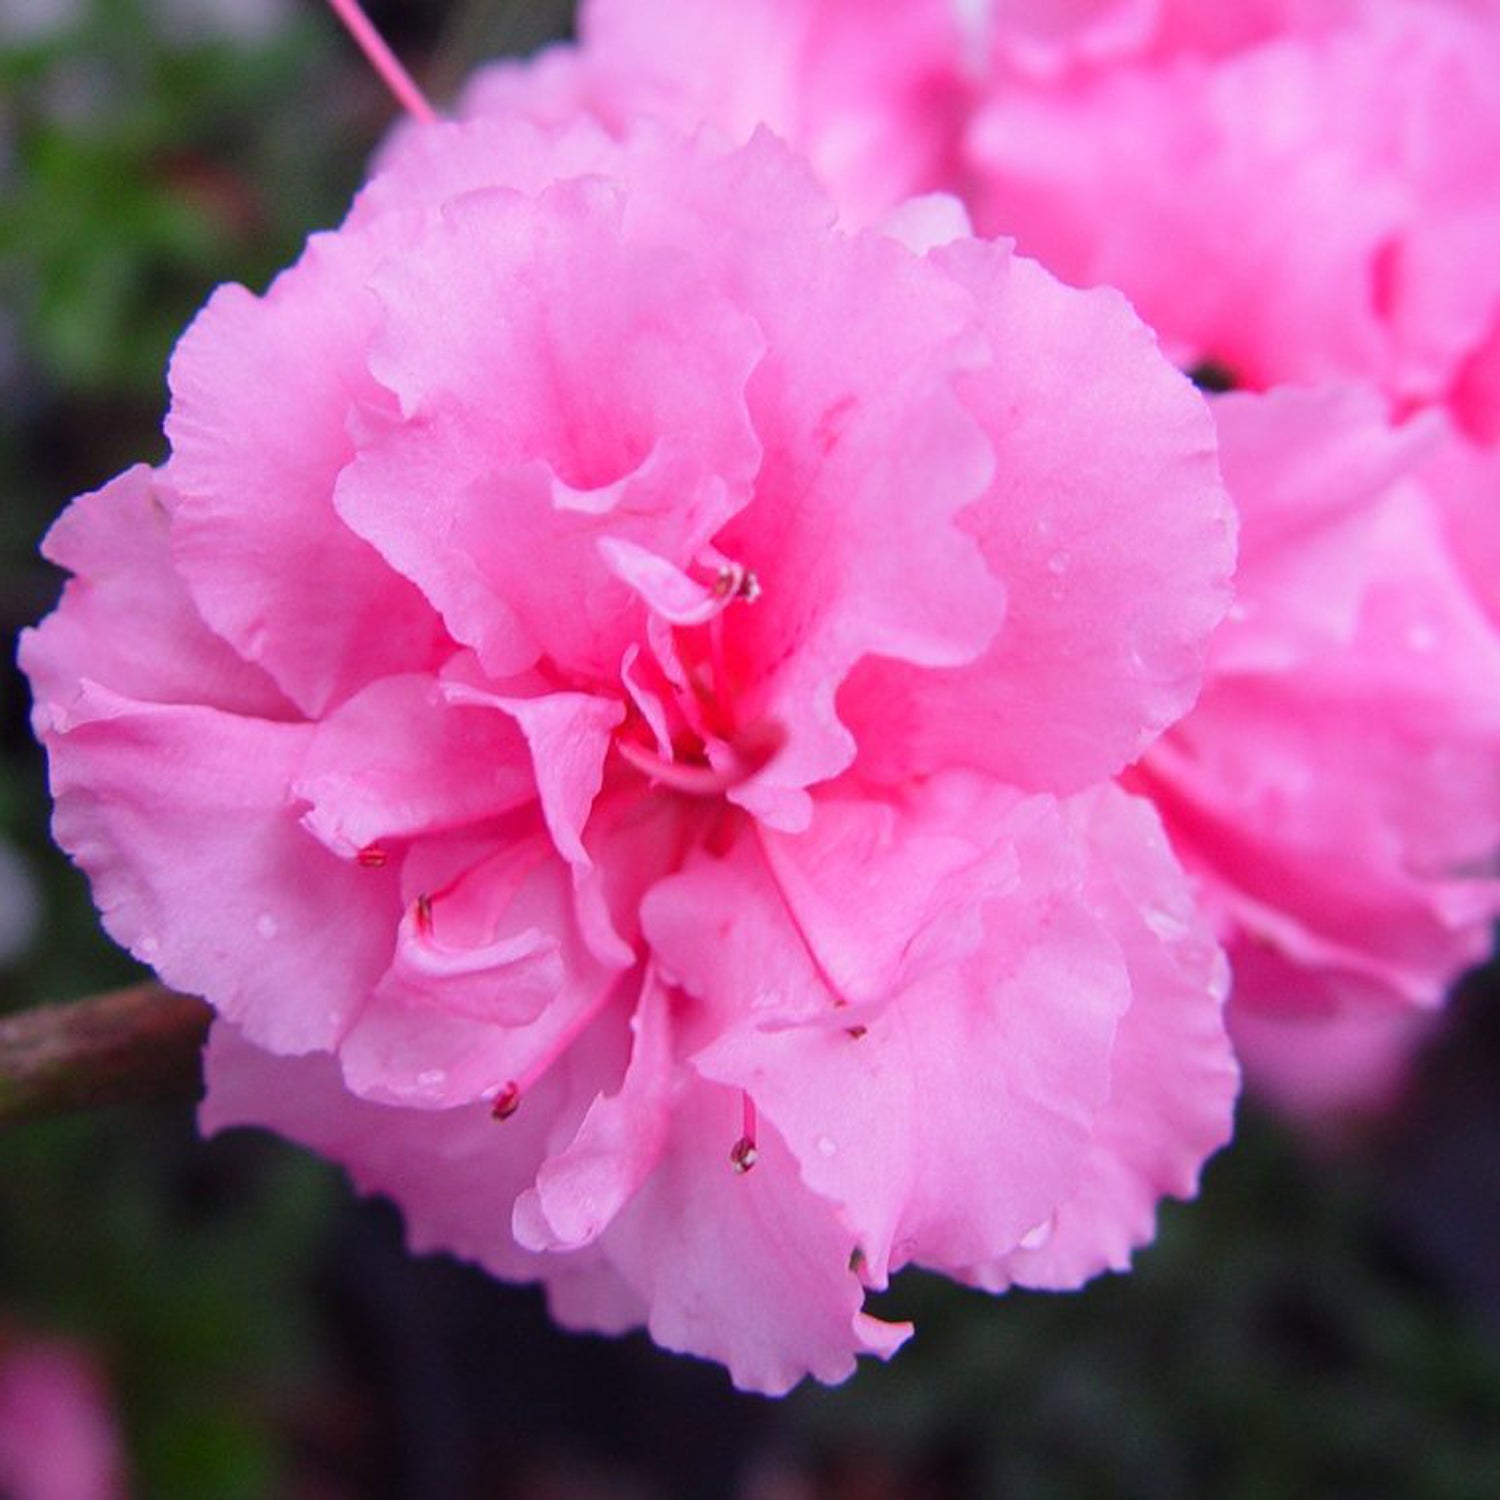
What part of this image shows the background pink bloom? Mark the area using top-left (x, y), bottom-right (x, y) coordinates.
top-left (1134, 386), bottom-right (1500, 1115)
top-left (0, 1333), bottom-right (127, 1500)
top-left (446, 0), bottom-right (976, 228)
top-left (968, 0), bottom-right (1500, 438)
top-left (970, 0), bottom-right (1359, 80)
top-left (23, 114), bottom-right (1237, 1390)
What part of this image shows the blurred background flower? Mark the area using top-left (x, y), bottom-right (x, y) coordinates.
top-left (2, 2), bottom-right (1499, 1495)
top-left (0, 1326), bottom-right (127, 1500)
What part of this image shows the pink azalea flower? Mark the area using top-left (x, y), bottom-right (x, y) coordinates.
top-left (446, 0), bottom-right (976, 228)
top-left (970, 0), bottom-right (1359, 80)
top-left (968, 0), bottom-right (1500, 439)
top-left (1133, 386), bottom-right (1500, 1116)
top-left (0, 1333), bottom-right (127, 1500)
top-left (22, 114), bottom-right (1239, 1390)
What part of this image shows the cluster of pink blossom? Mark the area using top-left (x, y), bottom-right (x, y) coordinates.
top-left (467, 0), bottom-right (1500, 1117)
top-left (19, 0), bottom-right (1500, 1391)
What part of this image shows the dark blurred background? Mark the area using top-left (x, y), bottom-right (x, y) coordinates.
top-left (2, 4), bottom-right (1499, 1496)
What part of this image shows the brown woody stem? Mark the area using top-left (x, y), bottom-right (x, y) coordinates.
top-left (0, 984), bottom-right (212, 1127)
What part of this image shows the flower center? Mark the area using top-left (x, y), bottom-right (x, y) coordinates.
top-left (613, 564), bottom-right (786, 797)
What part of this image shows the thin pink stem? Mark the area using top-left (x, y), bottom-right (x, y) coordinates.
top-left (325, 0), bottom-right (439, 126)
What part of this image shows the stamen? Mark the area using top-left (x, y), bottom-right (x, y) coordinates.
top-left (713, 564), bottom-right (761, 604)
top-left (356, 844), bottom-right (389, 869)
top-left (414, 892), bottom-right (434, 936)
top-left (488, 980), bottom-right (625, 1123)
top-left (730, 1093), bottom-right (759, 1173)
top-left (615, 717), bottom-right (786, 797)
top-left (845, 1024), bottom-right (868, 1040)
top-left (324, 0), bottom-right (439, 125)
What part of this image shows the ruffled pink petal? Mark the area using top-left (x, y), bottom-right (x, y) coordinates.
top-left (295, 673), bottom-right (538, 857)
top-left (654, 782), bottom-right (1134, 1284)
top-left (201, 1019), bottom-right (642, 1301)
top-left (164, 233), bottom-right (447, 715)
top-left (584, 1075), bottom-right (911, 1394)
top-left (1142, 387), bottom-right (1500, 1025)
top-left (840, 242), bottom-right (1233, 795)
top-left (338, 833), bottom-right (631, 1107)
top-left (710, 225), bottom-right (1007, 817)
top-left (1428, 428), bottom-right (1500, 628)
top-left (334, 179), bottom-right (764, 681)
top-left (514, 971), bottom-right (674, 1250)
top-left (38, 691), bottom-right (398, 1054)
top-left (983, 0), bottom-right (1161, 78)
top-left (485, 691), bottom-right (625, 869)
top-left (22, 465), bottom-right (290, 721)
top-left (1224, 943), bottom-right (1438, 1121)
top-left (574, 0), bottom-right (974, 226)
top-left (979, 784), bottom-right (1236, 1290)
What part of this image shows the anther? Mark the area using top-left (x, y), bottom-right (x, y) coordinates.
top-left (356, 844), bottom-right (389, 869)
top-left (845, 1024), bottom-right (868, 1040)
top-left (490, 1081), bottom-right (521, 1121)
top-left (730, 1137), bottom-right (759, 1174)
top-left (713, 563), bottom-right (762, 604)
top-left (414, 892), bottom-right (434, 935)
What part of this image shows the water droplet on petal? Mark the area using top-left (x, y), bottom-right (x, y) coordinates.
top-left (1142, 905), bottom-right (1190, 941)
top-left (1046, 551), bottom-right (1070, 576)
top-left (816, 1135), bottom-right (837, 1158)
top-left (417, 1068), bottom-right (446, 1089)
top-left (1406, 622), bottom-right (1438, 652)
top-left (138, 935), bottom-right (160, 958)
top-left (255, 913), bottom-right (279, 939)
top-left (1019, 1218), bottom-right (1053, 1251)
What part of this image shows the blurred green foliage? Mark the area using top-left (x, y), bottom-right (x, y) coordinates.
top-left (793, 1108), bottom-right (1500, 1500)
top-left (0, 0), bottom-right (359, 400)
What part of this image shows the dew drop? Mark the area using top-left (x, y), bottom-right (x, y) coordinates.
top-left (1406, 622), bottom-right (1438, 653)
top-left (138, 936), bottom-right (160, 958)
top-left (417, 1068), bottom-right (446, 1089)
top-left (255, 913), bottom-right (279, 939)
top-left (1046, 551), bottom-right (1070, 576)
top-left (1142, 905), bottom-right (1190, 941)
top-left (1019, 1218), bottom-right (1053, 1251)
top-left (816, 1135), bottom-right (837, 1158)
